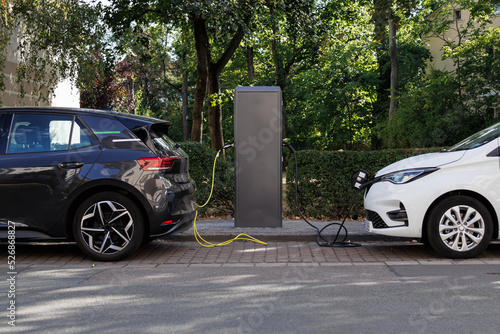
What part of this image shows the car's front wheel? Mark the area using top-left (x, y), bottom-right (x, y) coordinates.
top-left (427, 196), bottom-right (492, 258)
top-left (73, 192), bottom-right (145, 261)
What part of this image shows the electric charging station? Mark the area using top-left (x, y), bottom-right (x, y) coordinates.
top-left (193, 86), bottom-right (362, 248)
top-left (234, 86), bottom-right (282, 228)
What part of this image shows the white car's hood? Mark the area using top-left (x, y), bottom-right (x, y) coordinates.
top-left (375, 151), bottom-right (466, 177)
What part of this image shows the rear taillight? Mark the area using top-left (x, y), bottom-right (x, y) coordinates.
top-left (138, 157), bottom-right (182, 171)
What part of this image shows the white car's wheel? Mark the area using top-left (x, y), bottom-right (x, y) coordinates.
top-left (427, 196), bottom-right (492, 258)
top-left (73, 192), bottom-right (144, 261)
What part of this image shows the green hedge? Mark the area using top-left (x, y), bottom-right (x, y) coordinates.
top-left (180, 142), bottom-right (235, 217)
top-left (182, 142), bottom-right (441, 219)
top-left (284, 148), bottom-right (441, 219)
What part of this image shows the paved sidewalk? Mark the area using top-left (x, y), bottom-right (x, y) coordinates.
top-left (176, 218), bottom-right (408, 243)
top-left (6, 239), bottom-right (500, 268)
top-left (126, 239), bottom-right (500, 266)
top-left (4, 218), bottom-right (500, 267)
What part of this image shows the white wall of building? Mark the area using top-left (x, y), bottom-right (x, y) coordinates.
top-left (2, 28), bottom-right (80, 107)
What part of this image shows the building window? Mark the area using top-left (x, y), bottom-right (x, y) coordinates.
top-left (454, 10), bottom-right (462, 22)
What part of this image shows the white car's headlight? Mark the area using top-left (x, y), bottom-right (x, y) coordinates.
top-left (380, 168), bottom-right (438, 184)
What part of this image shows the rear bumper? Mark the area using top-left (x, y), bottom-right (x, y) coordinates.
top-left (146, 180), bottom-right (197, 237)
top-left (150, 210), bottom-right (196, 237)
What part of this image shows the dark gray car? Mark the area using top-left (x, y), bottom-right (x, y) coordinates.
top-left (0, 107), bottom-right (196, 261)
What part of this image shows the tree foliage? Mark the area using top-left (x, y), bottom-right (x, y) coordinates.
top-left (105, 0), bottom-right (255, 151)
top-left (0, 0), bottom-right (14, 103)
top-left (3, 0), bottom-right (499, 151)
top-left (6, 0), bottom-right (109, 104)
top-left (286, 1), bottom-right (378, 150)
top-left (385, 0), bottom-right (500, 148)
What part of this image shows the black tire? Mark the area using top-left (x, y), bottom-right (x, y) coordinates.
top-left (73, 192), bottom-right (145, 261)
top-left (426, 196), bottom-right (493, 259)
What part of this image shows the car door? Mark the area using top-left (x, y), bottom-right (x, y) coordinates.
top-left (0, 112), bottom-right (101, 234)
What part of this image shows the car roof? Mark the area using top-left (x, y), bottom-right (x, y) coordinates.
top-left (0, 107), bottom-right (172, 126)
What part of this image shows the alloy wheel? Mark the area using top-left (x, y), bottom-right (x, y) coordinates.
top-left (438, 204), bottom-right (485, 252)
top-left (80, 200), bottom-right (134, 255)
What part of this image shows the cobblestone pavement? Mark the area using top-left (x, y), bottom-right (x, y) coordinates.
top-left (4, 240), bottom-right (500, 268)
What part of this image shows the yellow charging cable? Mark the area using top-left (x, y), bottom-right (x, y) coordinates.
top-left (193, 150), bottom-right (267, 247)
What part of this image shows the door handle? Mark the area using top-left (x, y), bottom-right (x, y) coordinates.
top-left (58, 162), bottom-right (85, 169)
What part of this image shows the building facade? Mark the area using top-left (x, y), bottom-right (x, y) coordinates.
top-left (1, 30), bottom-right (79, 107)
top-left (426, 4), bottom-right (500, 71)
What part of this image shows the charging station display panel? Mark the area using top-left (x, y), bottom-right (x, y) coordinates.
top-left (234, 86), bottom-right (282, 228)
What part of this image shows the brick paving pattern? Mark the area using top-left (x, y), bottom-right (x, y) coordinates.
top-left (3, 240), bottom-right (500, 268)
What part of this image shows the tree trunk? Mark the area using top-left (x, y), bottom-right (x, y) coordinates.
top-left (190, 9), bottom-right (250, 149)
top-left (190, 14), bottom-right (210, 142)
top-left (246, 45), bottom-right (255, 84)
top-left (160, 57), bottom-right (189, 141)
top-left (268, 2), bottom-right (287, 140)
top-left (182, 69), bottom-right (189, 142)
top-left (388, 13), bottom-right (398, 120)
top-left (207, 25), bottom-right (247, 151)
top-left (208, 64), bottom-right (224, 151)
top-left (372, 0), bottom-right (391, 120)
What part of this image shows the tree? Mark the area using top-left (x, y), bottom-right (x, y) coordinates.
top-left (372, 0), bottom-right (392, 120)
top-left (385, 0), bottom-right (500, 148)
top-left (427, 0), bottom-right (500, 99)
top-left (192, 4), bottom-right (252, 150)
top-left (0, 0), bottom-right (14, 104)
top-left (452, 27), bottom-right (500, 112)
top-left (3, 0), bottom-right (108, 104)
top-left (260, 0), bottom-right (322, 139)
top-left (286, 1), bottom-right (378, 150)
top-left (106, 0), bottom-right (255, 151)
top-left (388, 8), bottom-right (399, 120)
top-left (372, 0), bottom-right (423, 121)
top-left (79, 53), bottom-right (116, 110)
top-left (111, 23), bottom-right (193, 141)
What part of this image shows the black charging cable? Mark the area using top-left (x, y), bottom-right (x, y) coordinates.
top-left (283, 141), bottom-right (362, 248)
top-left (222, 141), bottom-right (234, 150)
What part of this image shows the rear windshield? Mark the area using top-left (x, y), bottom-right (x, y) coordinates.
top-left (447, 122), bottom-right (500, 151)
top-left (149, 124), bottom-right (187, 158)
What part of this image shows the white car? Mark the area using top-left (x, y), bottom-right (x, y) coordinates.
top-left (363, 123), bottom-right (500, 258)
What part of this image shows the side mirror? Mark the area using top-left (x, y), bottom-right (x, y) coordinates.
top-left (350, 170), bottom-right (369, 190)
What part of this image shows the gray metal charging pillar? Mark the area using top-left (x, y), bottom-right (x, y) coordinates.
top-left (234, 86), bottom-right (282, 227)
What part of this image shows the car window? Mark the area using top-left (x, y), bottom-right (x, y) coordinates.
top-left (148, 123), bottom-right (187, 158)
top-left (447, 122), bottom-right (500, 151)
top-left (0, 113), bottom-right (5, 135)
top-left (50, 117), bottom-right (94, 150)
top-left (70, 118), bottom-right (94, 149)
top-left (49, 118), bottom-right (73, 151)
top-left (7, 114), bottom-right (95, 154)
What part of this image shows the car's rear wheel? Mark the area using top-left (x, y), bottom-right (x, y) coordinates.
top-left (73, 192), bottom-right (144, 261)
top-left (427, 196), bottom-right (492, 258)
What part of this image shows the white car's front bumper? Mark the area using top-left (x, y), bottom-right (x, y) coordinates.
top-left (363, 178), bottom-right (437, 238)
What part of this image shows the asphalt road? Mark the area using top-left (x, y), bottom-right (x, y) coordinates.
top-left (2, 263), bottom-right (500, 333)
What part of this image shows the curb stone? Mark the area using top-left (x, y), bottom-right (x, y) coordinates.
top-left (172, 219), bottom-right (413, 243)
